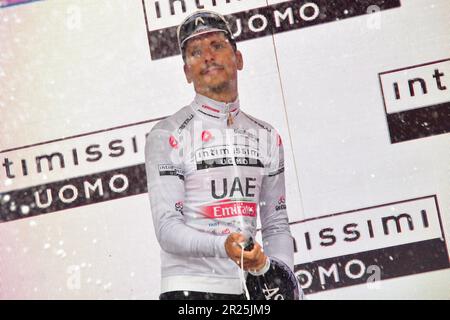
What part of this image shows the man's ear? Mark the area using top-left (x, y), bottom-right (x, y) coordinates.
top-left (235, 50), bottom-right (243, 71)
top-left (184, 63), bottom-right (193, 84)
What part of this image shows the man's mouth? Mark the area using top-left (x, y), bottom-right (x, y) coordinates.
top-left (202, 66), bottom-right (224, 75)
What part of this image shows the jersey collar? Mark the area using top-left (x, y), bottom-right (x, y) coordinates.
top-left (193, 93), bottom-right (240, 122)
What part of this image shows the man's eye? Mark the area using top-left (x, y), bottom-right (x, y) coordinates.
top-left (191, 49), bottom-right (201, 57)
top-left (213, 43), bottom-right (224, 50)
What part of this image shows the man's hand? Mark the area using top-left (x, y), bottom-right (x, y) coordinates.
top-left (224, 233), bottom-right (267, 272)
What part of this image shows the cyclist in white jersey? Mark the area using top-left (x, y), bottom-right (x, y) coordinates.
top-left (145, 10), bottom-right (295, 300)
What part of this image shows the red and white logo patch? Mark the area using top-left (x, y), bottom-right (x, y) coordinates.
top-left (169, 135), bottom-right (178, 149)
top-left (201, 130), bottom-right (213, 142)
top-left (175, 201), bottom-right (183, 212)
top-left (202, 199), bottom-right (257, 219)
top-left (277, 134), bottom-right (283, 146)
top-left (276, 195), bottom-right (287, 211)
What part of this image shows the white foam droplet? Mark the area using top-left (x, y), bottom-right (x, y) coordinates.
top-left (20, 205), bottom-right (30, 215)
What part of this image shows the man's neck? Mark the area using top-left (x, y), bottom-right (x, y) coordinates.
top-left (205, 93), bottom-right (237, 103)
top-left (195, 82), bottom-right (238, 103)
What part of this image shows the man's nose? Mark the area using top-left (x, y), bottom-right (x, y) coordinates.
top-left (203, 47), bottom-right (215, 63)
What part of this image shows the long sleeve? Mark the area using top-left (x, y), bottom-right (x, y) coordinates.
top-left (145, 125), bottom-right (228, 258)
top-left (259, 130), bottom-right (294, 271)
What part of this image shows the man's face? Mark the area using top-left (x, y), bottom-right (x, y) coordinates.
top-left (183, 32), bottom-right (243, 94)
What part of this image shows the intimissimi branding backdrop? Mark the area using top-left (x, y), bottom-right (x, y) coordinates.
top-left (0, 0), bottom-right (449, 299)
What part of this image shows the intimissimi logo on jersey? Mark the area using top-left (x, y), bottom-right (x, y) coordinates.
top-left (158, 164), bottom-right (184, 180)
top-left (195, 144), bottom-right (263, 170)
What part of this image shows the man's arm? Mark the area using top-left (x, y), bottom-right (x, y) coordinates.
top-left (145, 126), bottom-right (228, 258)
top-left (259, 131), bottom-right (294, 271)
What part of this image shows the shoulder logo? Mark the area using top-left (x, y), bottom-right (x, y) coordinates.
top-left (277, 134), bottom-right (283, 146)
top-left (276, 195), bottom-right (287, 211)
top-left (175, 201), bottom-right (184, 214)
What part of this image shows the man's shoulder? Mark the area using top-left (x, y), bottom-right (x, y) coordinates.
top-left (240, 111), bottom-right (276, 134)
top-left (150, 105), bottom-right (195, 133)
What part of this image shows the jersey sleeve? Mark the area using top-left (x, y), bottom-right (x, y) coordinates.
top-left (259, 130), bottom-right (295, 271)
top-left (145, 125), bottom-right (228, 259)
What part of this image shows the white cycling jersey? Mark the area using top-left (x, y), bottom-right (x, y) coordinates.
top-left (145, 93), bottom-right (294, 295)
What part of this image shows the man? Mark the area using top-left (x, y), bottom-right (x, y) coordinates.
top-left (145, 10), bottom-right (295, 300)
